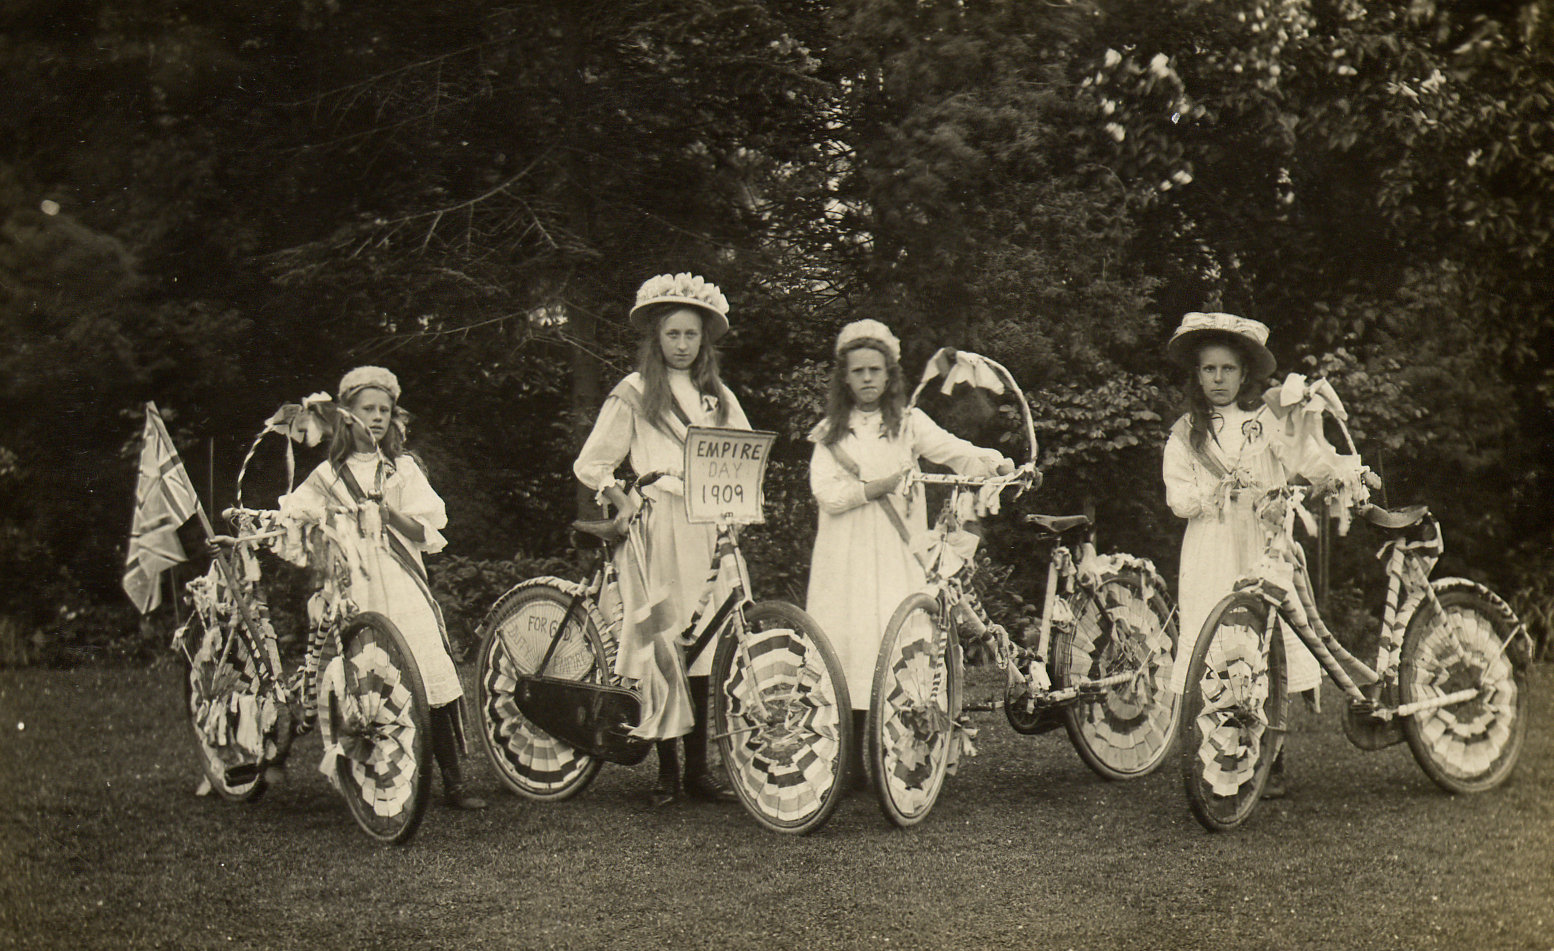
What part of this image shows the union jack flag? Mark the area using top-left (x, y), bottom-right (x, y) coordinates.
top-left (123, 403), bottom-right (201, 613)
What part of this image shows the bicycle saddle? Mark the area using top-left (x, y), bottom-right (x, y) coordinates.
top-left (1359, 503), bottom-right (1429, 530)
top-left (572, 518), bottom-right (626, 544)
top-left (1025, 514), bottom-right (1091, 535)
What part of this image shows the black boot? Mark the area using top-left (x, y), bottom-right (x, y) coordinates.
top-left (683, 677), bottom-right (737, 802)
top-left (430, 703), bottom-right (488, 810)
top-left (1262, 749), bottom-right (1288, 800)
top-left (849, 713), bottom-right (870, 792)
top-left (650, 739), bottom-right (681, 807)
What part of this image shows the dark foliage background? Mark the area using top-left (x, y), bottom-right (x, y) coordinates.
top-left (1, 0), bottom-right (1550, 664)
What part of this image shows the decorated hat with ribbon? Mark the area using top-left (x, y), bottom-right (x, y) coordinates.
top-left (1166, 311), bottom-right (1277, 381)
top-left (629, 272), bottom-right (731, 341)
top-left (834, 319), bottom-right (901, 363)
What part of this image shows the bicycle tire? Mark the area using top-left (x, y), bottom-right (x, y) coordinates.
top-left (182, 609), bottom-right (269, 803)
top-left (320, 612), bottom-right (432, 845)
top-left (1055, 568), bottom-right (1179, 780)
top-left (476, 580), bottom-right (608, 801)
top-left (1180, 592), bottom-right (1288, 832)
top-left (870, 592), bottom-right (962, 828)
top-left (1399, 583), bottom-right (1529, 795)
top-left (712, 600), bottom-right (852, 834)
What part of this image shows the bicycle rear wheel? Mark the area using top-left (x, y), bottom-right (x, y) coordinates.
top-left (320, 612), bottom-right (432, 844)
top-left (1055, 568), bottom-right (1179, 780)
top-left (1399, 584), bottom-right (1528, 795)
top-left (870, 593), bottom-right (962, 828)
top-left (476, 580), bottom-right (609, 801)
top-left (712, 600), bottom-right (851, 834)
top-left (182, 608), bottom-right (271, 802)
top-left (1180, 592), bottom-right (1288, 832)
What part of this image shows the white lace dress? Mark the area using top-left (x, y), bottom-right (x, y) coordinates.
top-left (1163, 405), bottom-right (1321, 695)
top-left (806, 407), bottom-right (1008, 710)
top-left (573, 369), bottom-right (751, 739)
top-left (280, 452), bottom-right (462, 706)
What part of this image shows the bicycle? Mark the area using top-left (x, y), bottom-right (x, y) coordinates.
top-left (475, 430), bottom-right (855, 834)
top-left (867, 350), bottom-right (1180, 826)
top-left (1180, 375), bottom-right (1533, 831)
top-left (173, 397), bottom-right (436, 844)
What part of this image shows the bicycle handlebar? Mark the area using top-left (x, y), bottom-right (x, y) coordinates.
top-left (910, 462), bottom-right (1041, 493)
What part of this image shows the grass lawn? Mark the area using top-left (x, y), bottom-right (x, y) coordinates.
top-left (1, 660), bottom-right (1550, 950)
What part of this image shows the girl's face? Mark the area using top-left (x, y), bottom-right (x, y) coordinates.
top-left (347, 387), bottom-right (395, 447)
top-left (1196, 343), bottom-right (1245, 408)
top-left (657, 308), bottom-right (704, 371)
top-left (844, 346), bottom-right (888, 411)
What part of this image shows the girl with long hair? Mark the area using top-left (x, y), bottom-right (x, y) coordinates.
top-left (281, 366), bottom-right (487, 809)
top-left (1162, 312), bottom-right (1321, 797)
top-left (805, 320), bottom-right (1012, 788)
top-left (573, 273), bottom-right (751, 806)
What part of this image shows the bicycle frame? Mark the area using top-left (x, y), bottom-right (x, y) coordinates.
top-left (531, 515), bottom-right (751, 683)
top-left (1235, 483), bottom-right (1515, 722)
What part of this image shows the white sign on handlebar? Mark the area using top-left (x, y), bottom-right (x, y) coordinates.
top-left (683, 427), bottom-right (778, 526)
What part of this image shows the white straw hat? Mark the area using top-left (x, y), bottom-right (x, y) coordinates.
top-left (1166, 312), bottom-right (1277, 381)
top-left (628, 273), bottom-right (730, 341)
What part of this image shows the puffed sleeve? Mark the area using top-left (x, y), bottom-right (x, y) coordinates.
top-left (390, 455), bottom-right (448, 554)
top-left (1163, 420), bottom-right (1213, 520)
top-left (908, 408), bottom-right (1008, 476)
top-left (809, 439), bottom-right (869, 515)
top-left (278, 462), bottom-right (335, 525)
top-left (573, 395), bottom-right (635, 493)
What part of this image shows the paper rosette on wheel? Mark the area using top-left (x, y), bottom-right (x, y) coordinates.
top-left (876, 614), bottom-right (954, 814)
top-left (483, 639), bottom-right (596, 789)
top-left (1055, 557), bottom-right (1179, 776)
top-left (1409, 610), bottom-right (1518, 776)
top-left (318, 645), bottom-right (421, 818)
top-left (1194, 623), bottom-right (1271, 797)
top-left (719, 625), bottom-right (843, 823)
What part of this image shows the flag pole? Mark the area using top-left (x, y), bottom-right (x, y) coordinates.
top-left (207, 437), bottom-right (215, 525)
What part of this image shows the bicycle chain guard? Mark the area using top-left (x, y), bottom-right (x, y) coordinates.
top-left (512, 675), bottom-right (652, 766)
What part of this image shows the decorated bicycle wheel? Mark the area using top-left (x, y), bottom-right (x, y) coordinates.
top-left (181, 608), bottom-right (273, 803)
top-left (1180, 592), bottom-right (1288, 832)
top-left (1399, 584), bottom-right (1528, 795)
top-left (319, 612), bottom-right (431, 844)
top-left (870, 592), bottom-right (962, 828)
top-left (712, 600), bottom-right (851, 834)
top-left (476, 580), bottom-right (609, 800)
top-left (1055, 568), bottom-right (1179, 780)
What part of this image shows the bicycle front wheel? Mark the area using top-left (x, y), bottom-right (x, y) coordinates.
top-left (476, 581), bottom-right (608, 801)
top-left (1180, 592), bottom-right (1288, 833)
top-left (1399, 585), bottom-right (1528, 795)
top-left (182, 609), bottom-right (270, 802)
top-left (870, 593), bottom-right (962, 828)
top-left (320, 612), bottom-right (432, 844)
top-left (1055, 568), bottom-right (1179, 780)
top-left (712, 600), bottom-right (852, 835)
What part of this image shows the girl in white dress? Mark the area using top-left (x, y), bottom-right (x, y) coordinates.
top-left (281, 366), bottom-right (486, 809)
top-left (573, 273), bottom-right (751, 806)
top-left (805, 320), bottom-right (1012, 787)
top-left (1162, 312), bottom-right (1320, 797)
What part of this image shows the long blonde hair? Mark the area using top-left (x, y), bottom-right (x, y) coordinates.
top-left (818, 339), bottom-right (906, 446)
